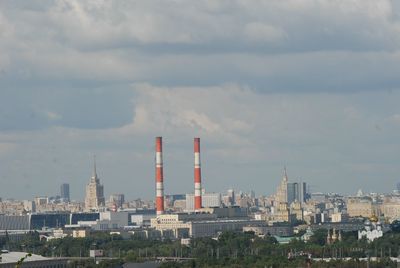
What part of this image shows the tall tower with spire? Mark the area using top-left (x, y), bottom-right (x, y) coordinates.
top-left (85, 156), bottom-right (105, 211)
top-left (275, 166), bottom-right (288, 204)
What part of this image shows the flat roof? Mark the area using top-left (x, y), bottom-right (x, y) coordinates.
top-left (0, 251), bottom-right (50, 264)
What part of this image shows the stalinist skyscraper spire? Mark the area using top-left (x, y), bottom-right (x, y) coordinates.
top-left (85, 156), bottom-right (105, 211)
top-left (275, 166), bottom-right (288, 204)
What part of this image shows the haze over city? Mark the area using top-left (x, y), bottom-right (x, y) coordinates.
top-left (1, 1), bottom-right (400, 200)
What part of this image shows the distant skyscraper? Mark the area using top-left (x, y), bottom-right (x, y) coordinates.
top-left (287, 182), bottom-right (308, 204)
top-left (287, 182), bottom-right (298, 204)
top-left (85, 157), bottom-right (105, 211)
top-left (299, 182), bottom-right (308, 203)
top-left (60, 183), bottom-right (70, 202)
top-left (275, 167), bottom-right (288, 204)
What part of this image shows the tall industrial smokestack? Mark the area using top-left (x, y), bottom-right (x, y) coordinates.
top-left (194, 138), bottom-right (202, 210)
top-left (155, 137), bottom-right (164, 215)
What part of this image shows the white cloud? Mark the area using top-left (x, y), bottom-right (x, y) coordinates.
top-left (45, 111), bottom-right (62, 121)
top-left (244, 23), bottom-right (287, 43)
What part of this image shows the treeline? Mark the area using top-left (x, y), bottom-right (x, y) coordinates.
top-left (1, 229), bottom-right (400, 267)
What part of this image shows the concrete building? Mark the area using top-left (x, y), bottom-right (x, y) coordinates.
top-left (290, 201), bottom-right (304, 221)
top-left (131, 214), bottom-right (156, 227)
top-left (65, 211), bottom-right (137, 231)
top-left (173, 199), bottom-right (187, 212)
top-left (84, 157), bottom-right (105, 211)
top-left (243, 225), bottom-right (293, 237)
top-left (96, 211), bottom-right (129, 229)
top-left (347, 197), bottom-right (376, 218)
top-left (381, 202), bottom-right (400, 222)
top-left (199, 207), bottom-right (248, 218)
top-left (72, 229), bottom-right (89, 238)
top-left (0, 251), bottom-right (68, 267)
top-left (150, 213), bottom-right (264, 238)
top-left (185, 192), bottom-right (221, 211)
top-left (271, 203), bottom-right (295, 223)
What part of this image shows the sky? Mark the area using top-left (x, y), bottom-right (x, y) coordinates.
top-left (1, 0), bottom-right (400, 200)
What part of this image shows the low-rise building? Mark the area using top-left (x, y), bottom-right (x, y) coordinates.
top-left (0, 251), bottom-right (68, 268)
top-left (151, 213), bottom-right (264, 238)
top-left (243, 225), bottom-right (293, 237)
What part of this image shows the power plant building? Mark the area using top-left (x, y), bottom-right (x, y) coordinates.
top-left (151, 212), bottom-right (263, 238)
top-left (185, 192), bottom-right (221, 211)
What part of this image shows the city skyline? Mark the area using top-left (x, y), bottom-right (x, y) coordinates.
top-left (0, 153), bottom-right (397, 202)
top-left (1, 1), bottom-right (400, 199)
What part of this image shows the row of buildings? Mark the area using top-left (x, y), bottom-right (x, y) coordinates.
top-left (0, 137), bottom-right (398, 243)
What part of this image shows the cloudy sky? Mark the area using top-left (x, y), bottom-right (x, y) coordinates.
top-left (1, 0), bottom-right (400, 200)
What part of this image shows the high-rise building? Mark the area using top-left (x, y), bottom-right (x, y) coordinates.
top-left (287, 182), bottom-right (298, 204)
top-left (287, 182), bottom-right (308, 204)
top-left (274, 167), bottom-right (288, 204)
top-left (60, 183), bottom-right (70, 202)
top-left (298, 182), bottom-right (308, 203)
top-left (85, 157), bottom-right (105, 211)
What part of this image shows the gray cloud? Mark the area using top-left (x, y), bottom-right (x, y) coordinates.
top-left (1, 85), bottom-right (399, 199)
top-left (0, 87), bottom-right (135, 130)
top-left (0, 1), bottom-right (400, 199)
top-left (0, 0), bottom-right (399, 92)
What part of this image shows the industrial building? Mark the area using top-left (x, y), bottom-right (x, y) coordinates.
top-left (150, 212), bottom-right (264, 238)
top-left (0, 251), bottom-right (68, 267)
top-left (185, 192), bottom-right (221, 211)
top-left (0, 212), bottom-right (100, 231)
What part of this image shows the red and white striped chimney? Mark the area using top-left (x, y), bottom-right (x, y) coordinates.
top-left (194, 138), bottom-right (202, 210)
top-left (155, 137), bottom-right (164, 215)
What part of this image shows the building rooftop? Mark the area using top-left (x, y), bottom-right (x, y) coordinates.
top-left (0, 251), bottom-right (50, 264)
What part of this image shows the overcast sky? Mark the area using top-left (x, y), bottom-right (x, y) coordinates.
top-left (1, 0), bottom-right (400, 200)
